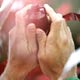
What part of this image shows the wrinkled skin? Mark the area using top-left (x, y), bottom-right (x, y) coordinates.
top-left (0, 1), bottom-right (76, 80)
top-left (0, 1), bottom-right (42, 80)
top-left (0, 5), bottom-right (39, 80)
top-left (37, 4), bottom-right (76, 80)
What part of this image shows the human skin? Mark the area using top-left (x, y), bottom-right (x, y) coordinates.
top-left (0, 3), bottom-right (76, 80)
top-left (37, 4), bottom-right (76, 80)
top-left (0, 4), bottom-right (39, 80)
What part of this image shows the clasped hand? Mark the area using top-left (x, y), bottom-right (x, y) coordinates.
top-left (0, 4), bottom-right (75, 80)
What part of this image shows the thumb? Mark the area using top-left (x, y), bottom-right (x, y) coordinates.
top-left (36, 28), bottom-right (46, 57)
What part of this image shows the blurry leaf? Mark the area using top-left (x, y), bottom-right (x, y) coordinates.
top-left (67, 21), bottom-right (80, 36)
top-left (67, 21), bottom-right (80, 48)
top-left (63, 13), bottom-right (80, 21)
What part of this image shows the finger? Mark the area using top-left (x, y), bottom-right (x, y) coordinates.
top-left (58, 19), bottom-right (69, 45)
top-left (26, 23), bottom-right (37, 54)
top-left (55, 14), bottom-right (69, 43)
top-left (44, 4), bottom-right (64, 23)
top-left (57, 13), bottom-right (63, 18)
top-left (44, 4), bottom-right (58, 22)
top-left (48, 13), bottom-right (64, 40)
top-left (66, 27), bottom-right (75, 50)
top-left (36, 28), bottom-right (46, 55)
top-left (15, 4), bottom-right (32, 27)
top-left (48, 19), bottom-right (63, 41)
top-left (9, 27), bottom-right (16, 58)
top-left (65, 27), bottom-right (73, 40)
top-left (15, 4), bottom-right (32, 40)
top-left (44, 4), bottom-right (64, 39)
top-left (9, 27), bottom-right (16, 45)
top-left (15, 12), bottom-right (25, 41)
top-left (16, 4), bottom-right (32, 17)
top-left (15, 4), bottom-right (32, 34)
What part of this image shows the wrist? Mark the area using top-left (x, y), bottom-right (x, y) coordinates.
top-left (0, 62), bottom-right (27, 80)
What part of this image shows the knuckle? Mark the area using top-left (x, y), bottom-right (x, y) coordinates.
top-left (57, 18), bottom-right (64, 23)
top-left (55, 15), bottom-right (65, 23)
top-left (57, 13), bottom-right (63, 18)
top-left (63, 37), bottom-right (68, 45)
top-left (53, 18), bottom-right (66, 29)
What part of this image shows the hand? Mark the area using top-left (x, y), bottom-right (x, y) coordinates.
top-left (0, 5), bottom-right (38, 80)
top-left (37, 4), bottom-right (75, 80)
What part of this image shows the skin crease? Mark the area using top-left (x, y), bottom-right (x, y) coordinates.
top-left (37, 4), bottom-right (76, 80)
top-left (0, 4), bottom-right (39, 80)
top-left (0, 1), bottom-right (76, 80)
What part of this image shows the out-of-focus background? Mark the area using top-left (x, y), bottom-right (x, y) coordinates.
top-left (0, 0), bottom-right (80, 79)
top-left (47, 0), bottom-right (80, 14)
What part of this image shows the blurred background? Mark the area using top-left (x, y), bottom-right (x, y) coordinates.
top-left (47, 0), bottom-right (80, 14)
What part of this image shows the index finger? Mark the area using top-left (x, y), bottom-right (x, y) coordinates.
top-left (44, 4), bottom-right (63, 22)
top-left (44, 4), bottom-right (57, 22)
